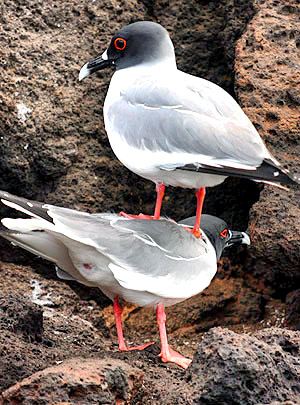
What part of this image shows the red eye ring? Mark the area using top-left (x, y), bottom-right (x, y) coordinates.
top-left (114, 37), bottom-right (127, 51)
top-left (220, 229), bottom-right (228, 238)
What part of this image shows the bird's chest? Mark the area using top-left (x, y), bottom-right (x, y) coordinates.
top-left (103, 73), bottom-right (134, 147)
top-left (102, 74), bottom-right (155, 175)
top-left (103, 68), bottom-right (138, 122)
top-left (103, 92), bottom-right (138, 170)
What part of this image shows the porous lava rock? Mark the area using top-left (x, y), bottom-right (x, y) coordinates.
top-left (1, 358), bottom-right (144, 404)
top-left (235, 0), bottom-right (300, 298)
top-left (0, 0), bottom-right (300, 402)
top-left (187, 327), bottom-right (300, 405)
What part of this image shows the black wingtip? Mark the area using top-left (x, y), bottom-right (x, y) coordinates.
top-left (0, 190), bottom-right (54, 223)
top-left (262, 159), bottom-right (300, 186)
top-left (179, 159), bottom-right (300, 187)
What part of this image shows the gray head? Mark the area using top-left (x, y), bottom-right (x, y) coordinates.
top-left (179, 214), bottom-right (250, 260)
top-left (79, 21), bottom-right (175, 80)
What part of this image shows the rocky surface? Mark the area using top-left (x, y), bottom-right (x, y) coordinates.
top-left (187, 327), bottom-right (300, 404)
top-left (0, 0), bottom-right (299, 403)
top-left (1, 358), bottom-right (145, 404)
top-left (1, 323), bottom-right (300, 404)
top-left (235, 0), bottom-right (300, 299)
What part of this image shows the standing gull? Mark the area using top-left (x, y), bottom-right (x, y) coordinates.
top-left (79, 21), bottom-right (299, 237)
top-left (0, 190), bottom-right (249, 369)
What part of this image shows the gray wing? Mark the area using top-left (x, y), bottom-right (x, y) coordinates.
top-left (47, 207), bottom-right (208, 263)
top-left (40, 209), bottom-right (217, 298)
top-left (103, 218), bottom-right (217, 298)
top-left (1, 193), bottom-right (217, 298)
top-left (107, 72), bottom-right (272, 169)
top-left (0, 229), bottom-right (96, 287)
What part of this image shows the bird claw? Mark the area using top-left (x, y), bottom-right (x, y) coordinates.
top-left (184, 227), bottom-right (202, 239)
top-left (159, 347), bottom-right (192, 369)
top-left (119, 211), bottom-right (155, 220)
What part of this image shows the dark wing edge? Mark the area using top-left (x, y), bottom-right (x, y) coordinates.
top-left (167, 158), bottom-right (300, 186)
top-left (0, 190), bottom-right (54, 223)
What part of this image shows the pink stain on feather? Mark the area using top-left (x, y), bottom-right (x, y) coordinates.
top-left (83, 263), bottom-right (92, 270)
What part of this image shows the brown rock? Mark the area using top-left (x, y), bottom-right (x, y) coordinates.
top-left (0, 293), bottom-right (43, 342)
top-left (235, 0), bottom-right (300, 297)
top-left (285, 289), bottom-right (300, 327)
top-left (0, 270), bottom-right (110, 392)
top-left (1, 358), bottom-right (144, 404)
top-left (0, 0), bottom-right (300, 402)
top-left (258, 402), bottom-right (299, 405)
top-left (187, 327), bottom-right (300, 404)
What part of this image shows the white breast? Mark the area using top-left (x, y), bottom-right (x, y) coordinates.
top-left (103, 67), bottom-right (227, 189)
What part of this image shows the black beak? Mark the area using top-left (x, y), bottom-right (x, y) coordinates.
top-left (79, 53), bottom-right (113, 81)
top-left (225, 231), bottom-right (250, 248)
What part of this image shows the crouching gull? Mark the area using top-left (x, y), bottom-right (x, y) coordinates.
top-left (0, 190), bottom-right (250, 369)
top-left (79, 21), bottom-right (300, 238)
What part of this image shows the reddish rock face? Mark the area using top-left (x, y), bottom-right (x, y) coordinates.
top-left (0, 0), bottom-right (299, 402)
top-left (1, 358), bottom-right (144, 404)
top-left (235, 0), bottom-right (300, 297)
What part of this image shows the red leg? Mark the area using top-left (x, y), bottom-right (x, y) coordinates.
top-left (156, 304), bottom-right (192, 369)
top-left (185, 187), bottom-right (206, 238)
top-left (113, 297), bottom-right (127, 351)
top-left (113, 297), bottom-right (153, 351)
top-left (153, 183), bottom-right (165, 220)
top-left (119, 183), bottom-right (165, 221)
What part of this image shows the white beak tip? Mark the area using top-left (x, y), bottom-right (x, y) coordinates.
top-left (242, 232), bottom-right (251, 246)
top-left (78, 63), bottom-right (90, 81)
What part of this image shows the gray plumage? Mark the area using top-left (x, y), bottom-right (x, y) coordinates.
top-left (0, 190), bottom-right (249, 307)
top-left (79, 21), bottom-right (300, 187)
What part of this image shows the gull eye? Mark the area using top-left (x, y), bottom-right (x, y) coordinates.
top-left (114, 37), bottom-right (127, 51)
top-left (220, 228), bottom-right (228, 239)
